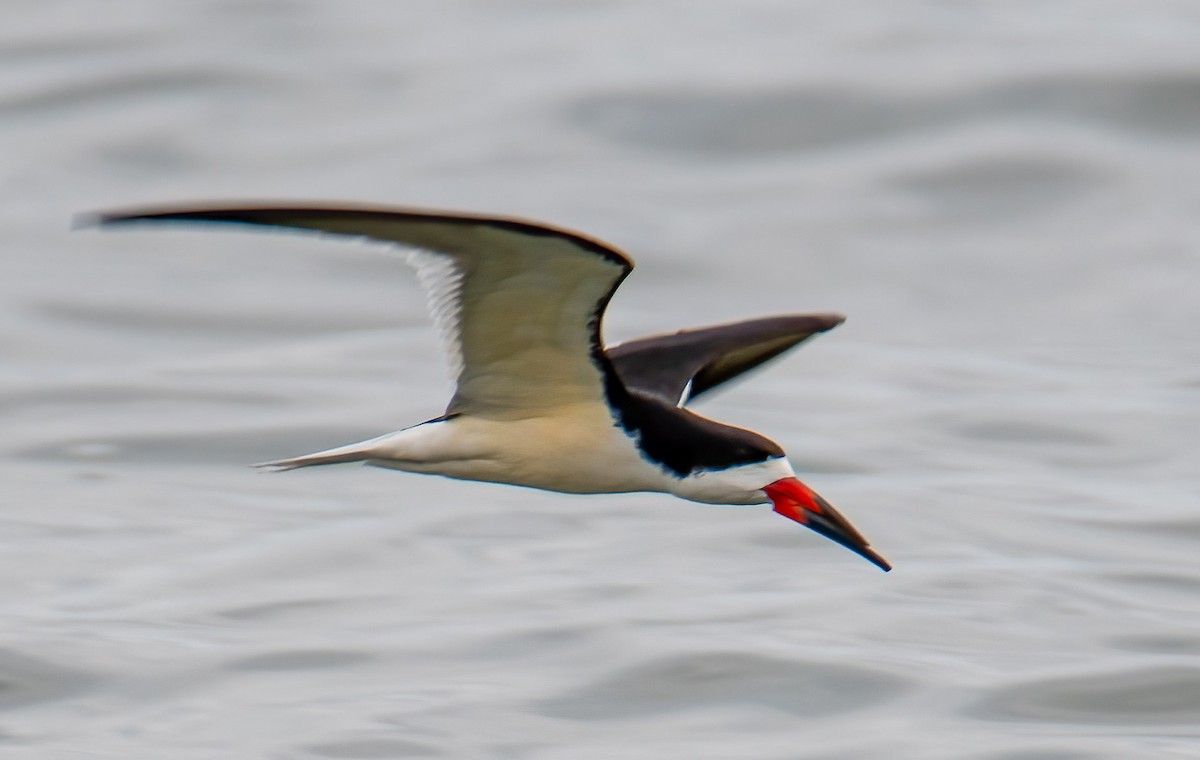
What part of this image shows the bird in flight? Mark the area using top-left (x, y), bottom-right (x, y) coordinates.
top-left (89, 204), bottom-right (890, 571)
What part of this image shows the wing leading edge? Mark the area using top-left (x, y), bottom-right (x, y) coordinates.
top-left (90, 204), bottom-right (634, 418)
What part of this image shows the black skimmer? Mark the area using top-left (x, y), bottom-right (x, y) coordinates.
top-left (88, 204), bottom-right (890, 571)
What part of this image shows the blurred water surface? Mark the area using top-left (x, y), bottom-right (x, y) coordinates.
top-left (3, 2), bottom-right (1199, 758)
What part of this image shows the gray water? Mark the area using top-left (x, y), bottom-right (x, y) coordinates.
top-left (3, 2), bottom-right (1200, 758)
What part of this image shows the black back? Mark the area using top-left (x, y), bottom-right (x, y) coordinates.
top-left (605, 384), bottom-right (785, 476)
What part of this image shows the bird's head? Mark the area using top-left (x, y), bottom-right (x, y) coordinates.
top-left (662, 417), bottom-right (892, 572)
top-left (674, 451), bottom-right (891, 571)
top-left (762, 475), bottom-right (891, 572)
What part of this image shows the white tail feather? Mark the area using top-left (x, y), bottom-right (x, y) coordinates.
top-left (251, 435), bottom-right (392, 472)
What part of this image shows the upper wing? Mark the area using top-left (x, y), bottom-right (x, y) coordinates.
top-left (91, 204), bottom-right (633, 418)
top-left (606, 314), bottom-right (845, 406)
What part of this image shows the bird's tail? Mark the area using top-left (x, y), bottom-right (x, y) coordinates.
top-left (252, 435), bottom-right (389, 472)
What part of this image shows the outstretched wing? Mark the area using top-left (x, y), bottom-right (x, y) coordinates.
top-left (92, 204), bottom-right (633, 418)
top-left (606, 314), bottom-right (845, 406)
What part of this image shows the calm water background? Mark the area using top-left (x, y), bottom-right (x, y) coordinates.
top-left (3, 2), bottom-right (1199, 758)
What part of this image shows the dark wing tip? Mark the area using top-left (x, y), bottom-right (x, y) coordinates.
top-left (74, 205), bottom-right (236, 230)
top-left (718, 312), bottom-right (846, 337)
top-left (77, 204), bottom-right (278, 227)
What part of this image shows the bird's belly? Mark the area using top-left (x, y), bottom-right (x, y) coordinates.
top-left (368, 406), bottom-right (673, 495)
top-left (485, 412), bottom-right (670, 494)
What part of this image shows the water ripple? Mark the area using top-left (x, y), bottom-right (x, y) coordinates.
top-left (565, 71), bottom-right (1200, 156)
top-left (0, 650), bottom-right (97, 709)
top-left (536, 651), bottom-right (909, 720)
top-left (971, 667), bottom-right (1200, 726)
top-left (227, 649), bottom-right (374, 672)
top-left (302, 738), bottom-right (443, 758)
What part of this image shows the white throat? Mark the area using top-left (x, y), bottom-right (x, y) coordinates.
top-left (667, 457), bottom-right (796, 505)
